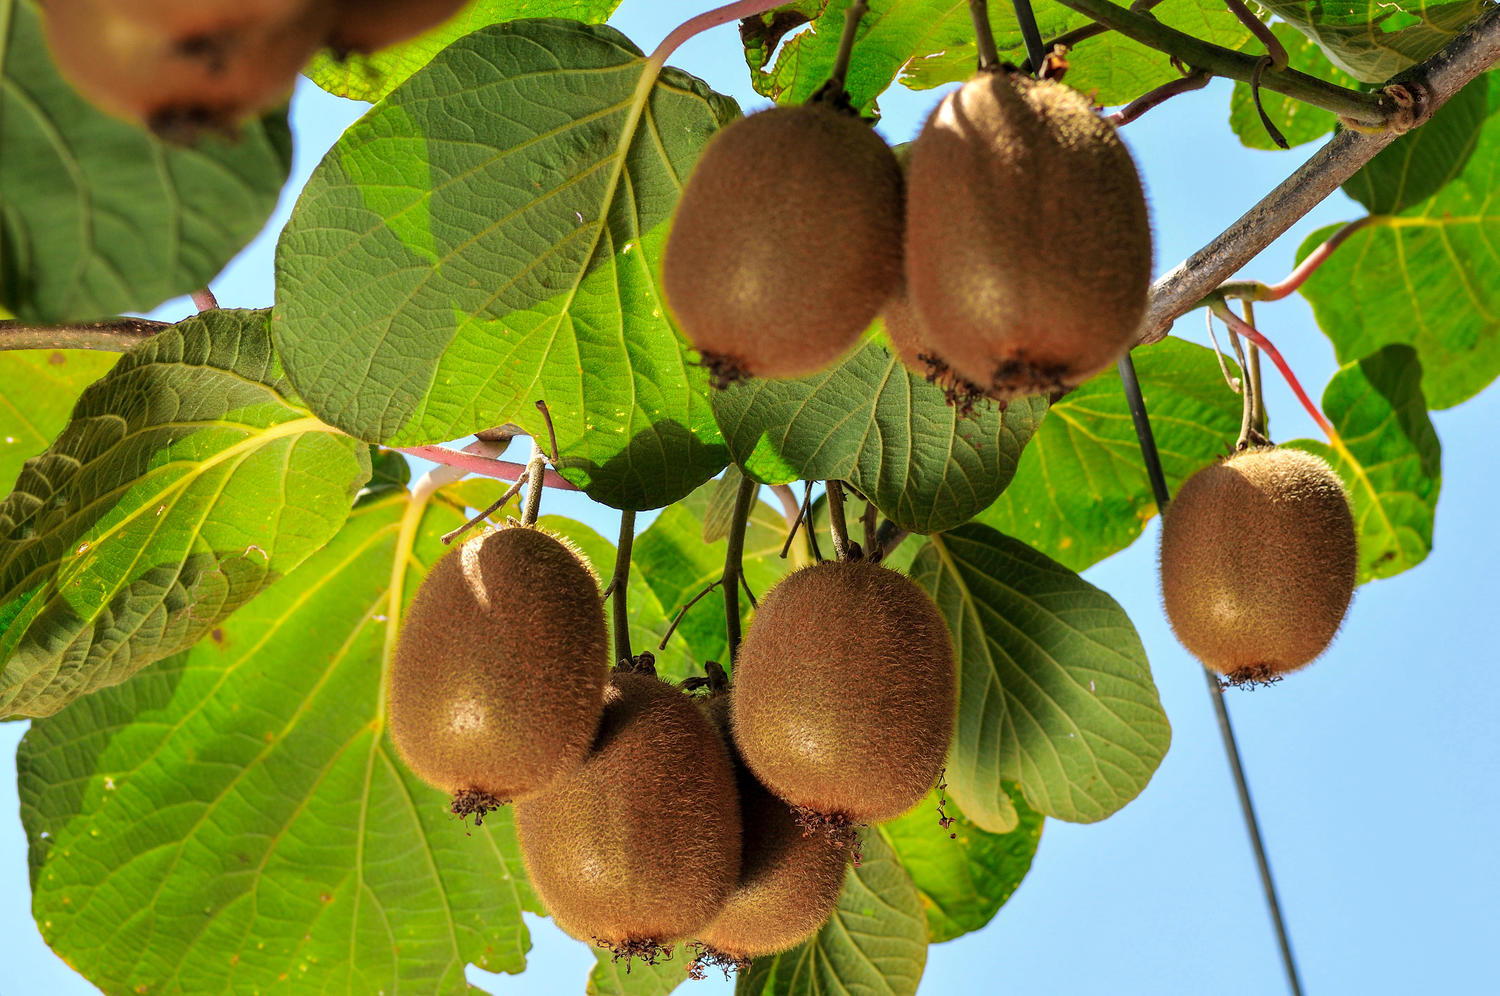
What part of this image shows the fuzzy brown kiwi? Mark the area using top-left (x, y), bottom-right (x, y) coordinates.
top-left (904, 69), bottom-right (1152, 401)
top-left (513, 670), bottom-right (742, 958)
top-left (691, 697), bottom-right (851, 970)
top-left (325, 0), bottom-right (468, 55)
top-left (883, 289), bottom-right (989, 414)
top-left (388, 524), bottom-right (608, 821)
top-left (1159, 446), bottom-right (1357, 683)
top-left (44, 0), bottom-right (333, 138)
top-left (662, 103), bottom-right (904, 386)
top-left (731, 560), bottom-right (956, 831)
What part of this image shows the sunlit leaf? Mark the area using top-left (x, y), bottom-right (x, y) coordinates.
top-left (0, 350), bottom-right (119, 491)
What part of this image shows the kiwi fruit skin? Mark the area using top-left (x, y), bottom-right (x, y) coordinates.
top-left (388, 524), bottom-right (608, 805)
top-left (731, 560), bottom-right (956, 826)
top-left (1159, 447), bottom-right (1357, 679)
top-left (326, 0), bottom-right (469, 54)
top-left (694, 697), bottom-right (850, 961)
top-left (663, 103), bottom-right (904, 384)
top-left (904, 70), bottom-right (1152, 401)
top-left (513, 672), bottom-right (742, 948)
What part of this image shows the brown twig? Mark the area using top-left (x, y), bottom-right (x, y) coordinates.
top-left (0, 318), bottom-right (167, 352)
top-left (1108, 69), bottom-right (1212, 127)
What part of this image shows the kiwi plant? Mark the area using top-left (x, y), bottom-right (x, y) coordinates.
top-left (731, 560), bottom-right (956, 839)
top-left (903, 69), bottom-right (1152, 403)
top-left (388, 524), bottom-right (609, 822)
top-left (513, 666), bottom-right (742, 959)
top-left (1159, 447), bottom-right (1358, 684)
top-left (662, 101), bottom-right (905, 386)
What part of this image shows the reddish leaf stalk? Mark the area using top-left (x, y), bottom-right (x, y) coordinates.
top-left (397, 443), bottom-right (581, 490)
top-left (1108, 69), bottom-right (1212, 126)
top-left (1207, 299), bottom-right (1338, 443)
top-left (1221, 217), bottom-right (1375, 302)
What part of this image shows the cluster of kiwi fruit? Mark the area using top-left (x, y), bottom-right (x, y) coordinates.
top-left (40, 0), bottom-right (466, 138)
top-left (390, 520), bottom-right (957, 971)
top-left (1159, 446), bottom-right (1358, 685)
top-left (663, 65), bottom-right (1152, 406)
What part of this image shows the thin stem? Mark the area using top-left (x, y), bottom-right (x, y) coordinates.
top-left (533, 400), bottom-right (560, 463)
top-left (802, 481), bottom-right (824, 563)
top-left (723, 476), bottom-right (757, 663)
top-left (1011, 0), bottom-right (1046, 72)
top-left (1208, 299), bottom-right (1337, 443)
top-left (1242, 302), bottom-right (1268, 444)
top-left (1029, 0), bottom-right (1166, 69)
top-left (0, 318), bottom-right (167, 352)
top-left (970, 0), bottom-right (1002, 71)
top-left (1108, 69), bottom-right (1212, 127)
top-left (520, 441), bottom-right (547, 526)
top-left (658, 579), bottom-right (723, 651)
top-left (1225, 0), bottom-right (1287, 69)
top-left (779, 488), bottom-right (810, 559)
top-left (612, 510), bottom-right (636, 663)
top-left (440, 473), bottom-right (527, 545)
top-left (826, 481), bottom-right (851, 560)
top-left (826, 0), bottom-right (868, 91)
top-left (190, 288), bottom-right (219, 312)
top-left (740, 573), bottom-right (758, 609)
top-left (1047, 0), bottom-right (1388, 125)
top-left (861, 500), bottom-right (878, 556)
top-left (648, 0), bottom-right (789, 71)
top-left (397, 444), bottom-right (580, 490)
top-left (1221, 217), bottom-right (1374, 302)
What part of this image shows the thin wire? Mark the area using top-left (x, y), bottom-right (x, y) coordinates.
top-left (1116, 352), bottom-right (1305, 996)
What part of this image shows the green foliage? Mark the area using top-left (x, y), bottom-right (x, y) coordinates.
top-left (0, 0), bottom-right (292, 322)
top-left (1257, 0), bottom-right (1484, 83)
top-left (275, 19), bottom-right (739, 510)
top-left (0, 351), bottom-right (119, 491)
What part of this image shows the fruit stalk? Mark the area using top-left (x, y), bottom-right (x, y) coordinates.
top-left (1208, 298), bottom-right (1338, 444)
top-left (723, 475), bottom-right (757, 662)
top-left (825, 481), bottom-right (851, 561)
top-left (1107, 69), bottom-right (1212, 127)
top-left (520, 440), bottom-right (547, 526)
top-left (826, 0), bottom-right (868, 92)
top-left (396, 443), bottom-right (580, 491)
top-left (612, 509), bottom-right (636, 663)
top-left (969, 0), bottom-right (1002, 71)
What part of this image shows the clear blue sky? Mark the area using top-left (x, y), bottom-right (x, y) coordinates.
top-left (4, 2), bottom-right (1498, 993)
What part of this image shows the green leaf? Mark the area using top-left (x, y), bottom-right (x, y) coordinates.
top-left (1256, 0), bottom-right (1483, 83)
top-left (305, 0), bottom-right (621, 103)
top-left (736, 833), bottom-right (927, 996)
top-left (1229, 23), bottom-right (1361, 150)
top-left (1289, 344), bottom-right (1440, 584)
top-left (701, 466), bottom-right (745, 544)
top-left (0, 350), bottom-right (118, 491)
top-left (18, 483), bottom-right (538, 995)
top-left (745, 0), bottom-right (1250, 110)
top-left (275, 19), bottom-right (739, 510)
top-left (712, 339), bottom-right (1047, 534)
top-left (589, 944), bottom-right (691, 996)
top-left (0, 0), bottom-right (292, 322)
top-left (975, 338), bottom-right (1242, 572)
top-left (912, 524), bottom-right (1169, 829)
top-left (0, 310), bottom-right (370, 718)
top-left (878, 784), bottom-right (1041, 943)
top-left (1299, 73), bottom-right (1500, 409)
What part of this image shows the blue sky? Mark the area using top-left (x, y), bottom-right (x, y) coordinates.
top-left (4, 2), bottom-right (1498, 993)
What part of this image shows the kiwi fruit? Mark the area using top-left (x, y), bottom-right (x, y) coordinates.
top-left (388, 524), bottom-right (609, 821)
top-left (731, 560), bottom-right (955, 832)
top-left (692, 696), bottom-right (851, 970)
top-left (513, 669), bottom-right (742, 958)
top-left (326, 0), bottom-right (469, 55)
top-left (1159, 446), bottom-right (1357, 683)
top-left (904, 69), bottom-right (1152, 401)
top-left (662, 102), bottom-right (904, 386)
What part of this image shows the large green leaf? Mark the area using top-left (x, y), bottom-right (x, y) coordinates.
top-left (1289, 344), bottom-right (1440, 584)
top-left (589, 945), bottom-right (690, 996)
top-left (912, 524), bottom-right (1169, 830)
top-left (305, 0), bottom-right (621, 103)
top-left (976, 339), bottom-right (1241, 573)
top-left (1299, 73), bottom-right (1500, 409)
top-left (712, 339), bottom-right (1047, 534)
top-left (18, 482), bottom-right (539, 996)
top-left (878, 784), bottom-right (1041, 943)
top-left (0, 0), bottom-right (292, 322)
top-left (735, 833), bottom-right (926, 996)
top-left (1257, 0), bottom-right (1483, 83)
top-left (745, 0), bottom-right (1250, 110)
top-left (0, 349), bottom-right (118, 490)
top-left (0, 310), bottom-right (369, 718)
top-left (275, 19), bottom-right (738, 510)
top-left (1229, 23), bottom-right (1362, 150)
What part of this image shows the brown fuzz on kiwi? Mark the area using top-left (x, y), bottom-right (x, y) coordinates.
top-left (904, 69), bottom-right (1152, 402)
top-left (690, 698), bottom-right (852, 971)
top-left (388, 524), bottom-right (609, 822)
top-left (662, 102), bottom-right (904, 385)
top-left (513, 671), bottom-right (742, 958)
top-left (883, 290), bottom-right (992, 416)
top-left (325, 0), bottom-right (468, 55)
top-left (1159, 447), bottom-right (1357, 683)
top-left (731, 560), bottom-right (956, 828)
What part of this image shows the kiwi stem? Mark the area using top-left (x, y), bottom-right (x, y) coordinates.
top-left (825, 481), bottom-right (852, 560)
top-left (1048, 0), bottom-right (1388, 126)
top-left (658, 578), bottom-right (723, 651)
top-left (1117, 352), bottom-right (1305, 996)
top-left (440, 472), bottom-right (528, 545)
top-left (1241, 303), bottom-right (1269, 446)
top-left (1107, 70), bottom-right (1212, 128)
top-left (1208, 298), bottom-right (1339, 444)
top-left (1009, 0), bottom-right (1047, 72)
top-left (826, 0), bottom-right (868, 92)
top-left (533, 400), bottom-right (561, 463)
top-left (612, 509), bottom-right (636, 663)
top-left (1219, 217), bottom-right (1374, 304)
top-left (400, 443), bottom-right (581, 491)
top-left (861, 499), bottom-right (879, 557)
top-left (723, 475), bottom-right (757, 663)
top-left (190, 288), bottom-right (219, 312)
top-left (520, 441), bottom-right (547, 526)
top-left (0, 318), bottom-right (168, 352)
top-left (969, 0), bottom-right (1003, 71)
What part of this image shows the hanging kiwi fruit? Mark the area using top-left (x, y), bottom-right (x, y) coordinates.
top-left (730, 560), bottom-right (956, 841)
top-left (903, 68), bottom-right (1153, 403)
top-left (388, 524), bottom-right (609, 822)
top-left (662, 99), bottom-right (905, 386)
top-left (1159, 446), bottom-right (1358, 684)
top-left (513, 666), bottom-right (742, 959)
